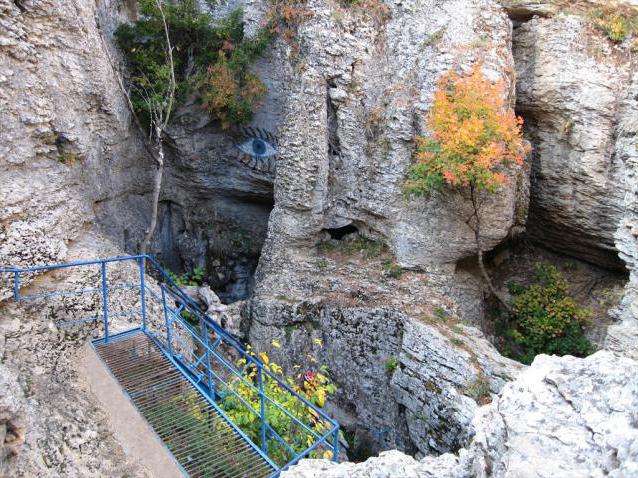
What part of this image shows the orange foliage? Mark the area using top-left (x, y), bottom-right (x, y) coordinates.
top-left (201, 53), bottom-right (267, 129)
top-left (406, 65), bottom-right (530, 194)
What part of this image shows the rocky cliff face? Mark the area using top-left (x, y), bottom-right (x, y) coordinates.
top-left (2, 0), bottom-right (638, 475)
top-left (283, 351), bottom-right (638, 477)
top-left (514, 14), bottom-right (632, 271)
top-left (0, 0), bottom-right (154, 279)
top-left (507, 6), bottom-right (638, 358)
top-left (244, 0), bottom-right (528, 457)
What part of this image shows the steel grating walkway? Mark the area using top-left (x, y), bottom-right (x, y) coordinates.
top-left (93, 330), bottom-right (275, 478)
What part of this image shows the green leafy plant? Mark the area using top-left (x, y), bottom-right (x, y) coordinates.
top-left (503, 263), bottom-right (592, 365)
top-left (56, 151), bottom-right (80, 164)
top-left (219, 345), bottom-right (337, 466)
top-left (382, 260), bottom-right (403, 279)
top-left (385, 356), bottom-right (398, 373)
top-left (167, 266), bottom-right (206, 287)
top-left (434, 307), bottom-right (447, 319)
top-left (464, 377), bottom-right (491, 405)
top-left (115, 2), bottom-right (272, 128)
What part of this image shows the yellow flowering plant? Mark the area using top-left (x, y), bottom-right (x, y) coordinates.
top-left (218, 342), bottom-right (337, 466)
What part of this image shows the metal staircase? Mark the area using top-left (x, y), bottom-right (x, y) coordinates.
top-left (0, 255), bottom-right (340, 477)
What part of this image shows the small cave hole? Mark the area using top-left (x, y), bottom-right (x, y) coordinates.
top-left (323, 224), bottom-right (359, 240)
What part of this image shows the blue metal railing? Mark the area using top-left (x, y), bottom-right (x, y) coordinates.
top-left (0, 255), bottom-right (340, 476)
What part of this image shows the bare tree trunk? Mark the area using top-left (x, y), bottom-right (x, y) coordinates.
top-left (468, 184), bottom-right (513, 314)
top-left (140, 135), bottom-right (164, 255)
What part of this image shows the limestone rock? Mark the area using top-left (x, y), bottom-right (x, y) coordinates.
top-left (608, 75), bottom-right (638, 360)
top-left (247, 0), bottom-right (527, 456)
top-left (282, 450), bottom-right (465, 478)
top-left (260, 0), bottom-right (526, 269)
top-left (391, 319), bottom-right (522, 455)
top-left (468, 352), bottom-right (638, 477)
top-left (284, 351), bottom-right (638, 478)
top-left (498, 1), bottom-right (638, 21)
top-left (0, 364), bottom-right (26, 473)
top-left (0, 0), bottom-right (154, 274)
top-left (513, 14), bottom-right (633, 270)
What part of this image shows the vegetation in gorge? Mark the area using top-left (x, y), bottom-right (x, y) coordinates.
top-left (167, 266), bottom-right (206, 287)
top-left (405, 65), bottom-right (530, 311)
top-left (219, 344), bottom-right (337, 466)
top-left (110, 0), bottom-right (177, 254)
top-left (589, 6), bottom-right (638, 43)
top-left (498, 263), bottom-right (592, 365)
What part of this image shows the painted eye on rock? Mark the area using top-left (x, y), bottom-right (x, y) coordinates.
top-left (232, 126), bottom-right (279, 174)
top-left (237, 137), bottom-right (277, 159)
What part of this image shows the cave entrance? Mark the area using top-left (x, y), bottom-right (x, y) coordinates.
top-left (155, 194), bottom-right (274, 305)
top-left (324, 224), bottom-right (359, 240)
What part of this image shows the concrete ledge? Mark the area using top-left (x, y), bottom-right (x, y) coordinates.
top-left (79, 343), bottom-right (184, 478)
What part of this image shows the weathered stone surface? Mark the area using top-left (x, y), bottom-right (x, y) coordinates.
top-left (391, 319), bottom-right (521, 455)
top-left (0, 0), bottom-right (153, 273)
top-left (0, 364), bottom-right (26, 474)
top-left (608, 75), bottom-right (638, 360)
top-left (283, 450), bottom-right (465, 478)
top-left (514, 13), bottom-right (634, 270)
top-left (284, 351), bottom-right (638, 478)
top-left (259, 0), bottom-right (525, 270)
top-left (0, 233), bottom-right (152, 476)
top-left (468, 352), bottom-right (638, 477)
top-left (245, 0), bottom-right (531, 457)
top-left (498, 0), bottom-right (638, 21)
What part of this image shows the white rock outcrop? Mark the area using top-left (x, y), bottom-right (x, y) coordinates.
top-left (283, 351), bottom-right (638, 478)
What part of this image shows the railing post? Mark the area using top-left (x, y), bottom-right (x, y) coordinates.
top-left (161, 285), bottom-right (173, 355)
top-left (139, 257), bottom-right (147, 331)
top-left (201, 321), bottom-right (215, 398)
top-left (13, 272), bottom-right (19, 302)
top-left (333, 428), bottom-right (340, 462)
top-left (259, 366), bottom-right (267, 453)
top-left (101, 262), bottom-right (109, 342)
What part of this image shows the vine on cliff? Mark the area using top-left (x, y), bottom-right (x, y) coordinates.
top-left (405, 65), bottom-right (530, 312)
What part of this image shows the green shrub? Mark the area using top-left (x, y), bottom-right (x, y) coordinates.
top-left (115, 1), bottom-right (272, 128)
top-left (382, 260), bottom-right (403, 278)
top-left (56, 151), bottom-right (80, 164)
top-left (464, 377), bottom-right (490, 404)
top-left (167, 266), bottom-right (206, 287)
top-left (219, 348), bottom-right (337, 465)
top-left (385, 356), bottom-right (398, 373)
top-left (504, 263), bottom-right (592, 365)
top-left (434, 307), bottom-right (447, 319)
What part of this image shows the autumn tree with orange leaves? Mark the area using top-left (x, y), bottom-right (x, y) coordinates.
top-left (406, 66), bottom-right (530, 310)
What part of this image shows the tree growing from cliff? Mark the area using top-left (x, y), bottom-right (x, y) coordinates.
top-left (98, 1), bottom-right (272, 254)
top-left (405, 66), bottom-right (530, 310)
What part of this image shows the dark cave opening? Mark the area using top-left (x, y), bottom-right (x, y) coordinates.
top-left (154, 194), bottom-right (274, 305)
top-left (323, 224), bottom-right (359, 240)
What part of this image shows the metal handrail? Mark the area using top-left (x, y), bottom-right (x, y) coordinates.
top-left (0, 255), bottom-right (340, 473)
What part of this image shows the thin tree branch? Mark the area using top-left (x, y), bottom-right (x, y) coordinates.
top-left (94, 15), bottom-right (160, 164)
top-left (469, 183), bottom-right (513, 314)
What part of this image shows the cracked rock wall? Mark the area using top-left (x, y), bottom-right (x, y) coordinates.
top-left (283, 351), bottom-right (638, 477)
top-left (0, 0), bottom-right (153, 282)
